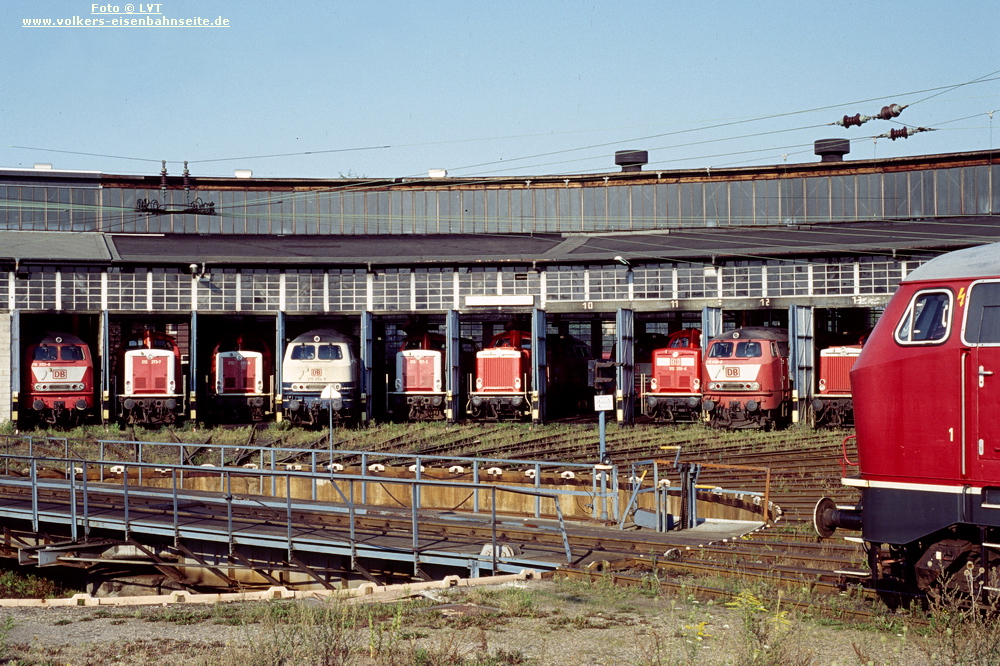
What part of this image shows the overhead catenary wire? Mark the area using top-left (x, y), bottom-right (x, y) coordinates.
top-left (4, 73), bottom-right (1000, 178)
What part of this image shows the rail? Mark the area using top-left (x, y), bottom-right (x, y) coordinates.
top-left (0, 453), bottom-right (575, 577)
top-left (840, 435), bottom-right (859, 477)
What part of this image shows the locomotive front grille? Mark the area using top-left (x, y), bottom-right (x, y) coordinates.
top-left (479, 357), bottom-right (520, 391)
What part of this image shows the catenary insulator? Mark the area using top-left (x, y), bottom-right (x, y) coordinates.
top-left (160, 160), bottom-right (168, 190)
top-left (879, 126), bottom-right (933, 141)
top-left (879, 104), bottom-right (905, 120)
top-left (835, 103), bottom-right (907, 128)
top-left (839, 113), bottom-right (864, 128)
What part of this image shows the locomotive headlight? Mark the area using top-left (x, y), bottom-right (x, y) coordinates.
top-left (395, 378), bottom-right (403, 390)
top-left (818, 378), bottom-right (827, 391)
top-left (217, 381), bottom-right (224, 393)
top-left (333, 383), bottom-right (342, 391)
top-left (168, 380), bottom-right (176, 392)
top-left (709, 382), bottom-right (720, 390)
top-left (256, 379), bottom-right (263, 391)
top-left (434, 379), bottom-right (442, 390)
top-left (514, 377), bottom-right (522, 389)
top-left (748, 382), bottom-right (760, 391)
top-left (125, 380), bottom-right (132, 392)
top-left (693, 378), bottom-right (701, 391)
top-left (475, 378), bottom-right (483, 389)
top-left (650, 378), bottom-right (658, 390)
top-left (34, 383), bottom-right (42, 391)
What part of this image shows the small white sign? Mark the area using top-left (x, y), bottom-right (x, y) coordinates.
top-left (320, 385), bottom-right (342, 400)
top-left (594, 394), bottom-right (614, 411)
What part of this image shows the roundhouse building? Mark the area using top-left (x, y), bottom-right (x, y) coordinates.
top-left (2, 144), bottom-right (999, 425)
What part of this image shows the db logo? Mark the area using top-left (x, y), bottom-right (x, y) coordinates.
top-left (725, 367), bottom-right (740, 378)
top-left (52, 369), bottom-right (67, 379)
top-left (310, 368), bottom-right (322, 377)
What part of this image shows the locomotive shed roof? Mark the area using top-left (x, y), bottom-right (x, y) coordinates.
top-left (0, 216), bottom-right (996, 268)
top-left (902, 241), bottom-right (1000, 282)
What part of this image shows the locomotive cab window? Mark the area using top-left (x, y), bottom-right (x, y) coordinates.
top-left (963, 281), bottom-right (1000, 345)
top-left (33, 346), bottom-right (57, 361)
top-left (290, 344), bottom-right (315, 360)
top-left (708, 342), bottom-right (733, 358)
top-left (60, 345), bottom-right (85, 361)
top-left (735, 341), bottom-right (762, 358)
top-left (895, 289), bottom-right (953, 345)
top-left (318, 344), bottom-right (344, 360)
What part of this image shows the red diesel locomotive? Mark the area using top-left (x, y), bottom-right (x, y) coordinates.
top-left (467, 329), bottom-right (591, 421)
top-left (641, 328), bottom-right (703, 422)
top-left (815, 241), bottom-right (1000, 597)
top-left (809, 344), bottom-right (862, 427)
top-left (117, 330), bottom-right (185, 425)
top-left (701, 327), bottom-right (791, 429)
top-left (208, 334), bottom-right (272, 422)
top-left (23, 332), bottom-right (95, 427)
top-left (389, 332), bottom-right (478, 421)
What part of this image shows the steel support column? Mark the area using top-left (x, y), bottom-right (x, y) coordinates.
top-left (615, 308), bottom-right (635, 425)
top-left (100, 310), bottom-right (110, 424)
top-left (360, 311), bottom-right (374, 423)
top-left (274, 312), bottom-right (285, 422)
top-left (531, 308), bottom-right (547, 424)
top-left (789, 305), bottom-right (815, 423)
top-left (9, 310), bottom-right (18, 427)
top-left (445, 309), bottom-right (461, 423)
top-left (189, 311), bottom-right (198, 422)
top-left (701, 307), bottom-right (723, 352)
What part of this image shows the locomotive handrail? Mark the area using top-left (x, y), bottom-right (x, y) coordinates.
top-left (840, 434), bottom-right (858, 477)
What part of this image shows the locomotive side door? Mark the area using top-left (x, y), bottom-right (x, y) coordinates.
top-left (964, 281), bottom-right (1000, 473)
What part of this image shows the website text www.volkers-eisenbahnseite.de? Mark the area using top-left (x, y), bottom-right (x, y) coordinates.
top-left (23, 3), bottom-right (229, 28)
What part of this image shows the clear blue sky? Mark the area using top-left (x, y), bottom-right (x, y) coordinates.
top-left (2, 1), bottom-right (998, 179)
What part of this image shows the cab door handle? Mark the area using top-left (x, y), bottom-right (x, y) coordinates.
top-left (980, 366), bottom-right (994, 388)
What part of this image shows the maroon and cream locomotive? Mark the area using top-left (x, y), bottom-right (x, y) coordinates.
top-left (22, 332), bottom-right (96, 427)
top-left (641, 328), bottom-right (703, 423)
top-left (117, 329), bottom-right (185, 425)
top-left (815, 241), bottom-right (1000, 597)
top-left (701, 327), bottom-right (791, 429)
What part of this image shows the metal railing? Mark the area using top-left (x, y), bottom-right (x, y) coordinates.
top-left (0, 434), bottom-right (620, 523)
top-left (0, 453), bottom-right (575, 577)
